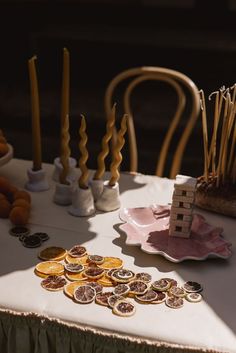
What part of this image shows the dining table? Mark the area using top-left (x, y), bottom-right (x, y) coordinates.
top-left (0, 158), bottom-right (235, 353)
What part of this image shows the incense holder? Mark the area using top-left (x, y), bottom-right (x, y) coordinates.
top-left (89, 179), bottom-right (104, 202)
top-left (68, 186), bottom-right (95, 217)
top-left (25, 168), bottom-right (49, 192)
top-left (53, 181), bottom-right (74, 206)
top-left (52, 157), bottom-right (77, 183)
top-left (96, 181), bottom-right (121, 212)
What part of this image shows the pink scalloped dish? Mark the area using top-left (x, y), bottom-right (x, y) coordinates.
top-left (119, 205), bottom-right (232, 263)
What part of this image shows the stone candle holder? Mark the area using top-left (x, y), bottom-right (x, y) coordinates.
top-left (95, 180), bottom-right (121, 212)
top-left (52, 157), bottom-right (77, 183)
top-left (53, 181), bottom-right (74, 206)
top-left (25, 168), bottom-right (49, 192)
top-left (68, 186), bottom-right (95, 217)
top-left (89, 179), bottom-right (104, 202)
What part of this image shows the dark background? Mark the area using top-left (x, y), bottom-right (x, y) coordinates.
top-left (0, 0), bottom-right (235, 177)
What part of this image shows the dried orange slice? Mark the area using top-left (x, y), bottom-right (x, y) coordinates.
top-left (95, 292), bottom-right (113, 306)
top-left (135, 289), bottom-right (158, 304)
top-left (97, 257), bottom-right (123, 270)
top-left (83, 267), bottom-right (105, 280)
top-left (68, 245), bottom-right (87, 258)
top-left (41, 275), bottom-right (67, 291)
top-left (183, 281), bottom-right (202, 293)
top-left (151, 291), bottom-right (167, 304)
top-left (108, 295), bottom-right (124, 308)
top-left (111, 269), bottom-right (135, 283)
top-left (135, 272), bottom-right (152, 283)
top-left (88, 255), bottom-right (104, 265)
top-left (97, 274), bottom-right (115, 287)
top-left (166, 296), bottom-right (184, 309)
top-left (169, 286), bottom-right (186, 298)
top-left (65, 254), bottom-right (89, 266)
top-left (152, 279), bottom-right (171, 292)
top-left (35, 261), bottom-right (64, 276)
top-left (185, 292), bottom-right (202, 303)
top-left (87, 281), bottom-right (103, 294)
top-left (64, 281), bottom-right (87, 298)
top-left (113, 283), bottom-right (130, 296)
top-left (128, 280), bottom-right (149, 296)
top-left (64, 263), bottom-right (84, 273)
top-left (38, 246), bottom-right (67, 261)
top-left (74, 285), bottom-right (96, 303)
top-left (65, 271), bottom-right (88, 282)
top-left (113, 300), bottom-right (136, 317)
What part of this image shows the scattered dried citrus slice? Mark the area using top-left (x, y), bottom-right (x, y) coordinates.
top-left (74, 285), bottom-right (96, 303)
top-left (128, 280), bottom-right (149, 296)
top-left (64, 281), bottom-right (87, 298)
top-left (97, 257), bottom-right (123, 270)
top-left (166, 296), bottom-right (184, 309)
top-left (162, 277), bottom-right (178, 288)
top-left (64, 263), bottom-right (84, 273)
top-left (111, 269), bottom-right (135, 283)
top-left (183, 281), bottom-right (203, 293)
top-left (152, 279), bottom-right (171, 292)
top-left (135, 289), bottom-right (158, 303)
top-left (38, 246), bottom-right (67, 261)
top-left (87, 281), bottom-right (103, 294)
top-left (65, 271), bottom-right (88, 282)
top-left (113, 283), bottom-right (130, 296)
top-left (97, 274), bottom-right (115, 287)
top-left (169, 286), bottom-right (186, 298)
top-left (83, 267), bottom-right (105, 280)
top-left (135, 272), bottom-right (152, 283)
top-left (35, 261), bottom-right (64, 276)
top-left (95, 292), bottom-right (113, 306)
top-left (65, 254), bottom-right (89, 266)
top-left (113, 300), bottom-right (136, 317)
top-left (108, 295), bottom-right (124, 308)
top-left (186, 292), bottom-right (202, 303)
top-left (151, 291), bottom-right (167, 304)
top-left (41, 275), bottom-right (67, 291)
top-left (88, 255), bottom-right (104, 265)
top-left (68, 245), bottom-right (87, 258)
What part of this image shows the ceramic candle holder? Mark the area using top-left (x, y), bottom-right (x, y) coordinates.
top-left (52, 157), bottom-right (77, 183)
top-left (25, 168), bottom-right (49, 192)
top-left (89, 179), bottom-right (104, 202)
top-left (68, 186), bottom-right (95, 217)
top-left (53, 181), bottom-right (74, 206)
top-left (95, 181), bottom-right (121, 212)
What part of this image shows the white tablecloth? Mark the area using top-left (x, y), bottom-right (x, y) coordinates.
top-left (0, 159), bottom-right (236, 353)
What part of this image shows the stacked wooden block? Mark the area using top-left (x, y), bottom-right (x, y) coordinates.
top-left (169, 174), bottom-right (197, 238)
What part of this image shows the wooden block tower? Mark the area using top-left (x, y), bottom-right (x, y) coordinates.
top-left (169, 174), bottom-right (197, 238)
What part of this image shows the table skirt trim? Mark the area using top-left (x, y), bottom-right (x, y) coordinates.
top-left (0, 308), bottom-right (224, 353)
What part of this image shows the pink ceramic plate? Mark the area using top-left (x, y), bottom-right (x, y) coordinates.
top-left (119, 205), bottom-right (232, 263)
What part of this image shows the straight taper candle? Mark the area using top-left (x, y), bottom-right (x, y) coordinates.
top-left (61, 47), bottom-right (70, 143)
top-left (28, 56), bottom-right (42, 171)
top-left (109, 114), bottom-right (127, 186)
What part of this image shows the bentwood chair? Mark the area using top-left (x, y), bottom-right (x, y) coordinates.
top-left (104, 66), bottom-right (200, 179)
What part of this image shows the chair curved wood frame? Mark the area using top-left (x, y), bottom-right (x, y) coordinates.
top-left (104, 66), bottom-right (200, 179)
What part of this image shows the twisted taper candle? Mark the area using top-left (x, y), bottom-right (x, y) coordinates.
top-left (94, 103), bottom-right (116, 180)
top-left (78, 115), bottom-right (89, 189)
top-left (60, 113), bottom-right (71, 184)
top-left (109, 114), bottom-right (127, 186)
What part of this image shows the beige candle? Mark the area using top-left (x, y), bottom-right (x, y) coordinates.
top-left (78, 115), bottom-right (89, 189)
top-left (61, 47), bottom-right (70, 138)
top-left (60, 114), bottom-right (71, 184)
top-left (109, 114), bottom-right (127, 186)
top-left (28, 56), bottom-right (42, 171)
top-left (94, 103), bottom-right (116, 180)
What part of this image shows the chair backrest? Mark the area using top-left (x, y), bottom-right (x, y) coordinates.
top-left (104, 66), bottom-right (200, 179)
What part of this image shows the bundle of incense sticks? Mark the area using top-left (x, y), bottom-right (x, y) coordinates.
top-left (199, 84), bottom-right (236, 187)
